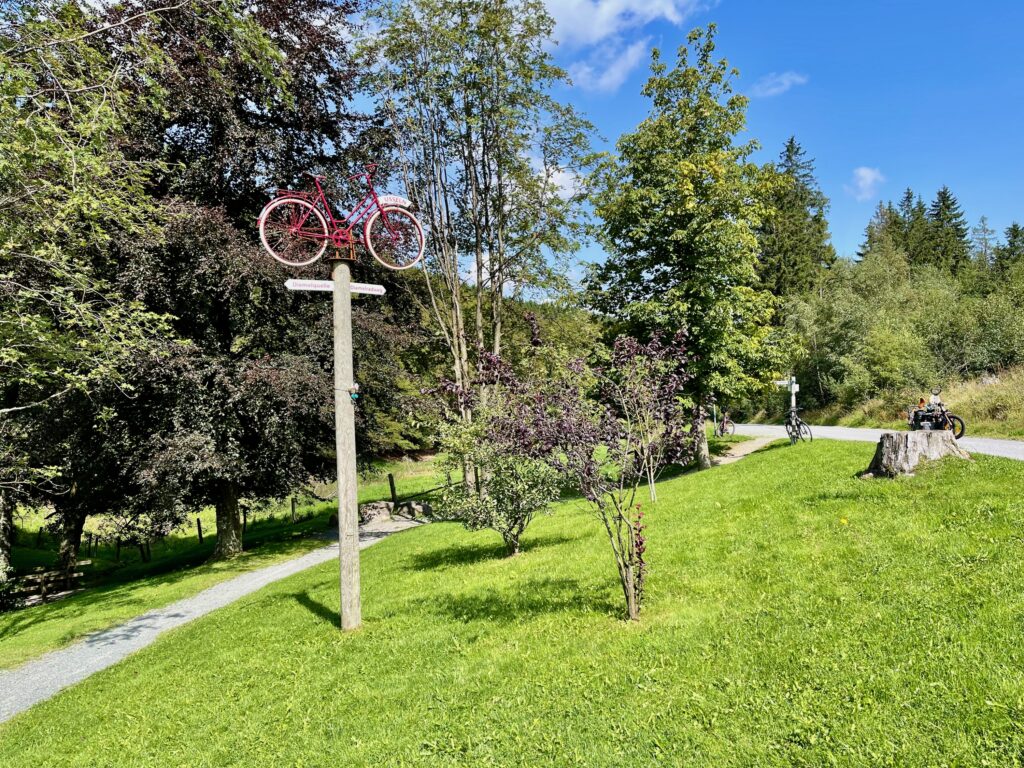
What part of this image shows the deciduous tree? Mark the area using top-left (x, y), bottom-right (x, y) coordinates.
top-left (370, 0), bottom-right (593, 433)
top-left (587, 26), bottom-right (783, 468)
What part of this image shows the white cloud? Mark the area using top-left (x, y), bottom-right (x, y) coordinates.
top-left (749, 70), bottom-right (808, 98)
top-left (549, 167), bottom-right (580, 199)
top-left (545, 0), bottom-right (708, 48)
top-left (845, 167), bottom-right (886, 202)
top-left (569, 37), bottom-right (650, 92)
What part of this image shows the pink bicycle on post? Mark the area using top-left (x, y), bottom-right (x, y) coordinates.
top-left (257, 164), bottom-right (425, 270)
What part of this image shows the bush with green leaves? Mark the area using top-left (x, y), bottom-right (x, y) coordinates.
top-left (439, 408), bottom-right (561, 557)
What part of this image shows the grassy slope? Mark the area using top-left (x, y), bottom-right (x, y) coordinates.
top-left (4, 441), bottom-right (1024, 766)
top-left (803, 367), bottom-right (1024, 439)
top-left (0, 458), bottom-right (440, 670)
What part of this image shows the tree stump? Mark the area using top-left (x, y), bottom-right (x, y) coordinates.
top-left (862, 430), bottom-right (970, 478)
top-left (358, 501), bottom-right (394, 524)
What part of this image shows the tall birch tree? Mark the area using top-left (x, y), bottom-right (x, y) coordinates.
top-left (370, 0), bottom-right (593, 424)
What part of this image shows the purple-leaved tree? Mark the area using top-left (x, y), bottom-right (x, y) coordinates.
top-left (485, 330), bottom-right (697, 620)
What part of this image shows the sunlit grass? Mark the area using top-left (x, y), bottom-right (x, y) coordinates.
top-left (1, 457), bottom-right (444, 669)
top-left (4, 440), bottom-right (1024, 765)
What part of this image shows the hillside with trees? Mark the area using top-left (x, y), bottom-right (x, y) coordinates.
top-left (757, 158), bottom-right (1024, 422)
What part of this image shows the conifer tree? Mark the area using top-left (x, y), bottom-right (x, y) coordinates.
top-left (757, 137), bottom-right (835, 295)
top-left (894, 188), bottom-right (933, 265)
top-left (928, 186), bottom-right (970, 273)
top-left (971, 216), bottom-right (997, 268)
top-left (994, 222), bottom-right (1024, 274)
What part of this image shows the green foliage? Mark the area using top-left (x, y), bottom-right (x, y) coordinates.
top-left (440, 429), bottom-right (561, 556)
top-left (0, 3), bottom-right (171, 499)
top-left (587, 25), bottom-right (784, 405)
top-left (994, 222), bottom-right (1024, 274)
top-left (439, 405), bottom-right (561, 556)
top-left (757, 137), bottom-right (836, 295)
top-left (6, 444), bottom-right (1024, 765)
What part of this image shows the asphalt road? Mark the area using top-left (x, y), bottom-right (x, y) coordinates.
top-left (734, 423), bottom-right (1024, 461)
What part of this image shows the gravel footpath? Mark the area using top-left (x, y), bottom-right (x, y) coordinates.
top-left (0, 518), bottom-right (423, 724)
top-left (734, 424), bottom-right (1024, 461)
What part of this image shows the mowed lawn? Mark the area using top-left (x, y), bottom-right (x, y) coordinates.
top-left (4, 441), bottom-right (1024, 766)
top-left (0, 458), bottom-right (442, 670)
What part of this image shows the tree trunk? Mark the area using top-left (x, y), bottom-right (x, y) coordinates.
top-left (211, 481), bottom-right (243, 560)
top-left (504, 535), bottom-right (520, 557)
top-left (694, 416), bottom-right (712, 470)
top-left (56, 505), bottom-right (86, 576)
top-left (0, 490), bottom-right (14, 582)
top-left (621, 563), bottom-right (639, 621)
top-left (863, 430), bottom-right (970, 478)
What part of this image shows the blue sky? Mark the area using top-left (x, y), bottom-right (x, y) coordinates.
top-left (542, 0), bottom-right (1024, 259)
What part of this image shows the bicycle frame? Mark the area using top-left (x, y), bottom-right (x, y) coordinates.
top-left (274, 168), bottom-right (397, 249)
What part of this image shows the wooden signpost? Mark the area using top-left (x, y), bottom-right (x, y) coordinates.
top-left (287, 267), bottom-right (386, 631)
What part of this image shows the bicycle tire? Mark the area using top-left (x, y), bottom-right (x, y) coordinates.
top-left (258, 197), bottom-right (329, 267)
top-left (365, 206), bottom-right (425, 270)
top-left (799, 421), bottom-right (813, 442)
top-left (722, 419), bottom-right (735, 436)
top-left (947, 415), bottom-right (965, 440)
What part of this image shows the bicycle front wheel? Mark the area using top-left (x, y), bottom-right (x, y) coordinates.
top-left (799, 422), bottom-right (813, 442)
top-left (723, 420), bottom-right (736, 436)
top-left (259, 197), bottom-right (328, 267)
top-left (365, 207), bottom-right (425, 270)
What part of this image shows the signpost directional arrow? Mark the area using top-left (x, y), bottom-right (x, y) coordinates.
top-left (285, 279), bottom-right (386, 296)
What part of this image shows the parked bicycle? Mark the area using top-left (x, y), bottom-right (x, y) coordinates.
top-left (257, 164), bottom-right (425, 270)
top-left (715, 412), bottom-right (736, 437)
top-left (785, 407), bottom-right (812, 445)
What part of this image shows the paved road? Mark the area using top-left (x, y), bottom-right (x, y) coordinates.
top-left (0, 519), bottom-right (423, 724)
top-left (735, 423), bottom-right (1024, 461)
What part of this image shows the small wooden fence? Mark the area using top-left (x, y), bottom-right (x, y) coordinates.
top-left (13, 560), bottom-right (92, 606)
top-left (386, 472), bottom-right (454, 506)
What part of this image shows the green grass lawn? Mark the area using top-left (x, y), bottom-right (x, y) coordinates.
top-left (0, 457), bottom-right (443, 670)
top-left (0, 511), bottom-right (335, 670)
top-left (4, 440), bottom-right (1024, 765)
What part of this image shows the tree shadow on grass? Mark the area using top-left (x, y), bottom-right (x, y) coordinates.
top-left (408, 534), bottom-right (580, 571)
top-left (412, 576), bottom-right (620, 624)
top-left (292, 591), bottom-right (338, 628)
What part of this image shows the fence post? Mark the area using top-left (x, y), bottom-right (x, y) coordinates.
top-left (242, 509), bottom-right (247, 534)
top-left (196, 517), bottom-right (203, 544)
top-left (291, 496), bottom-right (297, 524)
top-left (388, 473), bottom-right (398, 505)
top-left (35, 527), bottom-right (44, 548)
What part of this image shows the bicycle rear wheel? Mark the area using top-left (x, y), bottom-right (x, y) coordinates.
top-left (365, 206), bottom-right (424, 270)
top-left (722, 419), bottom-right (736, 436)
top-left (259, 197), bottom-right (329, 267)
top-left (947, 415), bottom-right (965, 440)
